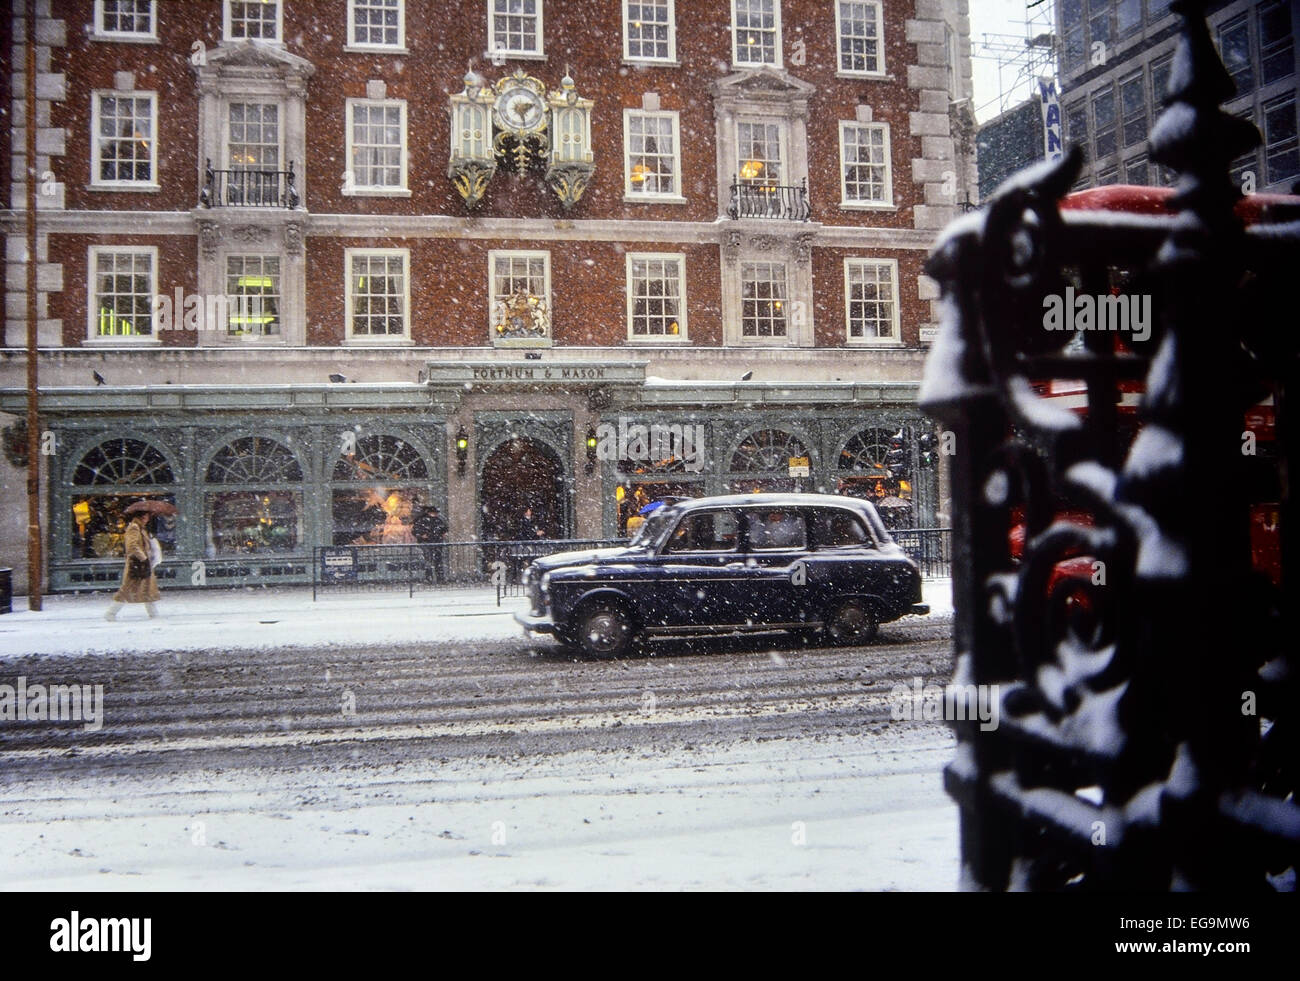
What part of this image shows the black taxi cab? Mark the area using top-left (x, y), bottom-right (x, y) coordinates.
top-left (515, 494), bottom-right (928, 657)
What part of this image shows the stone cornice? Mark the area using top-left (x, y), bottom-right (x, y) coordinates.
top-left (0, 211), bottom-right (939, 251)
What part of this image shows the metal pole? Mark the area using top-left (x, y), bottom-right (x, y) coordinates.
top-left (25, 0), bottom-right (42, 611)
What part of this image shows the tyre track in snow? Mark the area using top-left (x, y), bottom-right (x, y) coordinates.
top-left (0, 617), bottom-right (954, 777)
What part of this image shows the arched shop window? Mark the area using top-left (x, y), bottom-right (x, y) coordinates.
top-left (70, 437), bottom-right (177, 559)
top-left (837, 426), bottom-right (912, 527)
top-left (727, 428), bottom-right (810, 494)
top-left (204, 435), bottom-right (304, 555)
top-left (331, 433), bottom-right (431, 546)
top-left (614, 423), bottom-right (708, 535)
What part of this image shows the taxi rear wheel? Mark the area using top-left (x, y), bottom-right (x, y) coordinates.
top-left (576, 601), bottom-right (636, 658)
top-left (824, 598), bottom-right (879, 645)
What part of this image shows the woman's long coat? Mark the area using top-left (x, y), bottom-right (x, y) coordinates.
top-left (114, 521), bottom-right (160, 604)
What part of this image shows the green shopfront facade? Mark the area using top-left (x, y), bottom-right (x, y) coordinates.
top-left (3, 363), bottom-right (941, 593)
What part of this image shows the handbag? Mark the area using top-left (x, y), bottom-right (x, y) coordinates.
top-left (128, 555), bottom-right (151, 580)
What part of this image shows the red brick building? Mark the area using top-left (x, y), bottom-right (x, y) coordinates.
top-left (2, 0), bottom-right (975, 592)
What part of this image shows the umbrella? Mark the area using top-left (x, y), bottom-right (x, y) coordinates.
top-left (638, 500), bottom-right (667, 516)
top-left (124, 499), bottom-right (178, 516)
top-left (875, 496), bottom-right (912, 510)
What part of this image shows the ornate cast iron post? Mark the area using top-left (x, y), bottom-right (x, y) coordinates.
top-left (920, 0), bottom-right (1299, 890)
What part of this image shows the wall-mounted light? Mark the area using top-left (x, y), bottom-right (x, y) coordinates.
top-left (585, 425), bottom-right (598, 474)
top-left (456, 426), bottom-right (469, 476)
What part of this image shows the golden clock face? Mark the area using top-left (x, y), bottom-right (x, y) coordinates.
top-left (495, 86), bottom-right (545, 130)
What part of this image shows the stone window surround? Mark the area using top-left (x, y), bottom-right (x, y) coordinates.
top-left (89, 87), bottom-right (159, 192)
top-left (623, 0), bottom-right (677, 65)
top-left (346, 0), bottom-right (408, 54)
top-left (84, 244), bottom-right (159, 346)
top-left (843, 256), bottom-right (901, 346)
top-left (224, 0), bottom-right (284, 44)
top-left (344, 247), bottom-right (412, 345)
top-left (344, 97), bottom-right (410, 196)
top-left (91, 0), bottom-right (157, 42)
top-left (623, 107), bottom-right (685, 203)
top-left (731, 0), bottom-right (783, 70)
top-left (625, 251), bottom-right (688, 343)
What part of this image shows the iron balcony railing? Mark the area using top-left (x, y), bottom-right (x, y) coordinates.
top-left (727, 179), bottom-right (811, 221)
top-left (200, 159), bottom-right (300, 208)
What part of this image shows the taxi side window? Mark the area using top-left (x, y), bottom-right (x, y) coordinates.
top-left (811, 509), bottom-right (871, 548)
top-left (744, 509), bottom-right (807, 550)
top-left (664, 511), bottom-right (740, 552)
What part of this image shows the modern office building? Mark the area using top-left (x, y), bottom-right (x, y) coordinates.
top-left (1056, 0), bottom-right (1297, 191)
top-left (1, 0), bottom-right (976, 593)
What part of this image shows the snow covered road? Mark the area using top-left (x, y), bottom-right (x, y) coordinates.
top-left (0, 613), bottom-right (959, 890)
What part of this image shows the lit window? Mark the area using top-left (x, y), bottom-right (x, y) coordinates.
top-left (839, 121), bottom-right (892, 206)
top-left (624, 110), bottom-right (681, 198)
top-left (204, 436), bottom-right (303, 556)
top-left (349, 0), bottom-right (404, 49)
top-left (489, 0), bottom-right (544, 57)
top-left (347, 99), bottom-right (407, 192)
top-left (740, 262), bottom-right (788, 339)
top-left (836, 1), bottom-right (884, 75)
top-left (736, 120), bottom-right (784, 184)
top-left (88, 247), bottom-right (156, 340)
top-left (71, 438), bottom-right (175, 560)
top-left (94, 0), bottom-right (155, 39)
top-left (844, 259), bottom-right (898, 343)
top-left (732, 0), bottom-right (781, 68)
top-left (91, 91), bottom-right (157, 186)
top-left (346, 250), bottom-right (410, 340)
top-left (225, 255), bottom-right (281, 336)
top-left (225, 0), bottom-right (282, 42)
top-left (624, 0), bottom-right (675, 62)
top-left (627, 254), bottom-right (686, 340)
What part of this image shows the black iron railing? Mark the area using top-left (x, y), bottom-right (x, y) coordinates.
top-left (892, 527), bottom-right (952, 579)
top-left (200, 159), bottom-right (299, 208)
top-left (311, 539), bottom-right (626, 601)
top-left (727, 179), bottom-right (811, 221)
top-left (920, 0), bottom-right (1299, 890)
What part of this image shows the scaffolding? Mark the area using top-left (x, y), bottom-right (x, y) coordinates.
top-left (973, 0), bottom-right (1059, 121)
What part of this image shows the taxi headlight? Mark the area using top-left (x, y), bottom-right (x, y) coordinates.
top-left (540, 571), bottom-right (552, 593)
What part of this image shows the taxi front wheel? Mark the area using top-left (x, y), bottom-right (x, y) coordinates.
top-left (577, 601), bottom-right (636, 659)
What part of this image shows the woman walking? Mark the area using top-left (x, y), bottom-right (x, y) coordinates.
top-left (104, 510), bottom-right (161, 620)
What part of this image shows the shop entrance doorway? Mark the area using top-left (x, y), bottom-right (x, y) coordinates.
top-left (480, 437), bottom-right (567, 541)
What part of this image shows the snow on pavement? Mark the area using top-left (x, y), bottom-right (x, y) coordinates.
top-left (0, 580), bottom-right (953, 659)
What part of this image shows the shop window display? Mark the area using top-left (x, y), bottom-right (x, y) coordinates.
top-left (204, 436), bottom-right (304, 556)
top-left (331, 434), bottom-right (429, 546)
top-left (70, 437), bottom-right (177, 559)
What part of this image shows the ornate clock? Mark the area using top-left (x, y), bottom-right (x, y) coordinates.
top-left (493, 80), bottom-right (546, 134)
